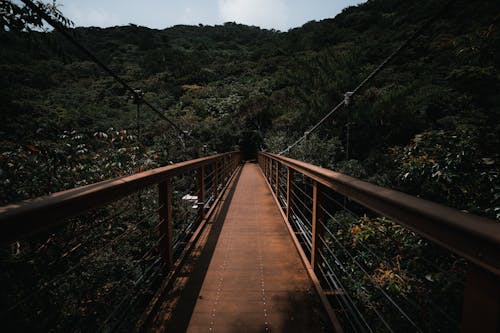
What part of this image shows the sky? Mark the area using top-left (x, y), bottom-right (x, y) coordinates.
top-left (56, 0), bottom-right (366, 32)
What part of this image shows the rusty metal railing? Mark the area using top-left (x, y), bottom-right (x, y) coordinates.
top-left (0, 152), bottom-right (241, 332)
top-left (258, 152), bottom-right (500, 333)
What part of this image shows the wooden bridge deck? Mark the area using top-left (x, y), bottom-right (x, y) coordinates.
top-left (150, 162), bottom-right (330, 332)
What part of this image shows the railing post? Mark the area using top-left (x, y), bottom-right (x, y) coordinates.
top-left (311, 181), bottom-right (324, 272)
top-left (461, 265), bottom-right (500, 332)
top-left (224, 155), bottom-right (228, 181)
top-left (264, 157), bottom-right (266, 175)
top-left (264, 157), bottom-right (268, 178)
top-left (266, 157), bottom-right (269, 178)
top-left (268, 158), bottom-right (271, 181)
top-left (270, 160), bottom-right (274, 187)
top-left (275, 162), bottom-right (280, 197)
top-left (264, 156), bottom-right (267, 177)
top-left (158, 178), bottom-right (173, 268)
top-left (286, 168), bottom-right (294, 221)
top-left (222, 156), bottom-right (226, 183)
top-left (213, 160), bottom-right (219, 195)
top-left (197, 166), bottom-right (205, 221)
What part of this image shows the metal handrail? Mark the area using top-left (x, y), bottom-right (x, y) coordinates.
top-left (0, 152), bottom-right (240, 242)
top-left (258, 152), bottom-right (500, 332)
top-left (260, 152), bottom-right (500, 276)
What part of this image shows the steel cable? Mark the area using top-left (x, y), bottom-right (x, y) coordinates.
top-left (20, 0), bottom-right (207, 149)
top-left (278, 0), bottom-right (454, 155)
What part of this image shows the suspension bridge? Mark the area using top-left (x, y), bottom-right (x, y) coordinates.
top-left (0, 152), bottom-right (498, 332)
top-left (2, 1), bottom-right (499, 331)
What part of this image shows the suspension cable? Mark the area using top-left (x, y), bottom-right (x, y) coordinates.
top-left (20, 0), bottom-right (205, 148)
top-left (278, 0), bottom-right (453, 155)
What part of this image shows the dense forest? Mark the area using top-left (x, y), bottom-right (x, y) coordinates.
top-left (1, 0), bottom-right (499, 218)
top-left (1, 0), bottom-right (499, 331)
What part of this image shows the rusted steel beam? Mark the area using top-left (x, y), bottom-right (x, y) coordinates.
top-left (270, 159), bottom-right (274, 190)
top-left (266, 158), bottom-right (269, 180)
top-left (264, 156), bottom-right (267, 178)
top-left (461, 264), bottom-right (500, 332)
top-left (213, 160), bottom-right (219, 196)
top-left (267, 157), bottom-right (271, 182)
top-left (222, 156), bottom-right (227, 183)
top-left (0, 152), bottom-right (240, 243)
top-left (286, 168), bottom-right (294, 221)
top-left (275, 162), bottom-right (280, 197)
top-left (259, 152), bottom-right (500, 277)
top-left (268, 157), bottom-right (271, 181)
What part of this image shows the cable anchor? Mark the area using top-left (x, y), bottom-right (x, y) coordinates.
top-left (131, 89), bottom-right (144, 104)
top-left (344, 91), bottom-right (354, 106)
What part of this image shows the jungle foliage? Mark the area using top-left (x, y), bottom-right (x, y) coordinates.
top-left (1, 0), bottom-right (498, 217)
top-left (0, 0), bottom-right (499, 331)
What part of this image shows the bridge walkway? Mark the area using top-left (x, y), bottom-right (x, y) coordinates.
top-left (151, 162), bottom-right (330, 332)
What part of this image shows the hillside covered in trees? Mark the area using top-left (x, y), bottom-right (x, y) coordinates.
top-left (1, 0), bottom-right (499, 219)
top-left (2, 0), bottom-right (499, 220)
top-left (1, 0), bottom-right (499, 331)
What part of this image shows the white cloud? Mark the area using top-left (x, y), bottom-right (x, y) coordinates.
top-left (217, 0), bottom-right (288, 31)
top-left (67, 7), bottom-right (120, 27)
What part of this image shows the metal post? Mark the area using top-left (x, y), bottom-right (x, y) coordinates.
top-left (461, 265), bottom-right (500, 332)
top-left (264, 157), bottom-right (267, 177)
top-left (270, 160), bottom-right (274, 187)
top-left (266, 157), bottom-right (269, 179)
top-left (286, 168), bottom-right (294, 221)
top-left (223, 156), bottom-right (227, 183)
top-left (213, 160), bottom-right (219, 195)
top-left (158, 178), bottom-right (173, 268)
top-left (311, 181), bottom-right (324, 271)
top-left (262, 156), bottom-right (269, 177)
top-left (197, 166), bottom-right (205, 221)
top-left (221, 156), bottom-right (225, 185)
top-left (275, 161), bottom-right (280, 197)
top-left (265, 157), bottom-right (268, 178)
top-left (270, 159), bottom-right (273, 183)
